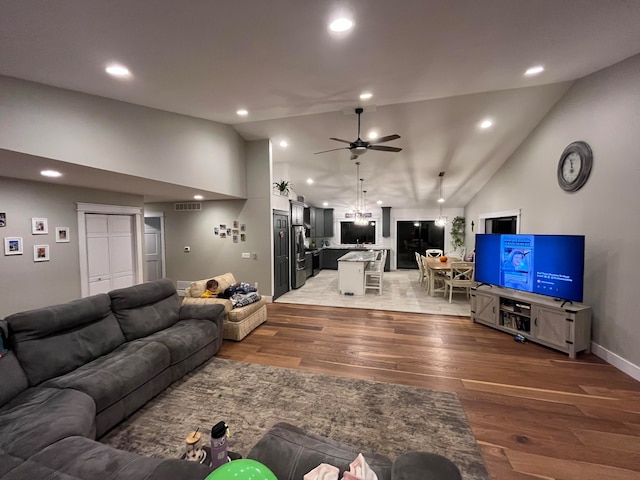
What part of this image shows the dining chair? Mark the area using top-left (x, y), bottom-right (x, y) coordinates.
top-left (425, 249), bottom-right (443, 257)
top-left (419, 254), bottom-right (433, 294)
top-left (443, 262), bottom-right (475, 303)
top-left (415, 252), bottom-right (427, 285)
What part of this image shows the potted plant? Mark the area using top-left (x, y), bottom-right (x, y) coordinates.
top-left (273, 180), bottom-right (291, 196)
top-left (450, 216), bottom-right (465, 255)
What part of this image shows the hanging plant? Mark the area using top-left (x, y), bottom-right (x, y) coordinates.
top-left (273, 180), bottom-right (291, 196)
top-left (450, 216), bottom-right (465, 250)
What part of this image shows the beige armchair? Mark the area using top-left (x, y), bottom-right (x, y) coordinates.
top-left (182, 272), bottom-right (267, 341)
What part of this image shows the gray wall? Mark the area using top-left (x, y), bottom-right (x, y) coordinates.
top-left (465, 53), bottom-right (640, 367)
top-left (145, 140), bottom-right (274, 293)
top-left (0, 75), bottom-right (246, 197)
top-left (0, 177), bottom-right (143, 318)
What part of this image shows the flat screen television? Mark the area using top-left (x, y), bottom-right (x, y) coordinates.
top-left (475, 234), bottom-right (585, 302)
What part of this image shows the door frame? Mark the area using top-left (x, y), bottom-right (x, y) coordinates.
top-left (77, 202), bottom-right (143, 297)
top-left (144, 211), bottom-right (167, 280)
top-left (477, 208), bottom-right (521, 234)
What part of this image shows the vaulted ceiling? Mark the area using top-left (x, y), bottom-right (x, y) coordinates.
top-left (1, 0), bottom-right (640, 207)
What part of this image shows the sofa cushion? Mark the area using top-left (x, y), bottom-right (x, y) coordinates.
top-left (227, 297), bottom-right (267, 323)
top-left (109, 279), bottom-right (181, 341)
top-left (0, 448), bottom-right (24, 478)
top-left (248, 422), bottom-right (392, 480)
top-left (5, 294), bottom-right (125, 386)
top-left (181, 296), bottom-right (233, 314)
top-left (42, 339), bottom-right (170, 413)
top-left (0, 387), bottom-right (95, 459)
top-left (0, 352), bottom-right (28, 409)
top-left (186, 272), bottom-right (237, 298)
top-left (142, 319), bottom-right (219, 365)
top-left (3, 436), bottom-right (214, 480)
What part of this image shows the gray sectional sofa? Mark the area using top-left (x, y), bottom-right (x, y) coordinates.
top-left (0, 279), bottom-right (221, 480)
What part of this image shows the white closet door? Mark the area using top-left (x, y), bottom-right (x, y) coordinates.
top-left (144, 218), bottom-right (163, 282)
top-left (87, 215), bottom-right (112, 295)
top-left (109, 215), bottom-right (135, 289)
top-left (86, 214), bottom-right (135, 294)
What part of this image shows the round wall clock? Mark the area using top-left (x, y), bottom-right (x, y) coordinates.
top-left (557, 141), bottom-right (593, 192)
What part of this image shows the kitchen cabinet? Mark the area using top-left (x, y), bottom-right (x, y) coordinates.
top-left (290, 201), bottom-right (304, 225)
top-left (323, 208), bottom-right (334, 237)
top-left (470, 286), bottom-right (591, 358)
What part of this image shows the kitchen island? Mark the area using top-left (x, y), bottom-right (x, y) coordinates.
top-left (337, 250), bottom-right (378, 295)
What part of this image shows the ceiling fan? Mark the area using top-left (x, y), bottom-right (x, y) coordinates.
top-left (315, 107), bottom-right (402, 160)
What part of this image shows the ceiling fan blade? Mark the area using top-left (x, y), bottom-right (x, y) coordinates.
top-left (368, 145), bottom-right (403, 153)
top-left (329, 137), bottom-right (352, 144)
top-left (314, 147), bottom-right (350, 154)
top-left (371, 134), bottom-right (401, 144)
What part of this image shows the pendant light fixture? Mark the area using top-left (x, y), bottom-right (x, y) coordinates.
top-left (353, 162), bottom-right (369, 225)
top-left (435, 171), bottom-right (447, 227)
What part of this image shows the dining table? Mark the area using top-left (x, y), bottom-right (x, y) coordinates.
top-left (424, 256), bottom-right (460, 296)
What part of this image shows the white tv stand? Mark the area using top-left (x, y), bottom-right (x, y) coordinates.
top-left (471, 285), bottom-right (591, 358)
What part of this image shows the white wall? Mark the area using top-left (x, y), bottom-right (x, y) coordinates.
top-left (145, 140), bottom-right (274, 294)
top-left (0, 75), bottom-right (246, 198)
top-left (0, 177), bottom-right (144, 318)
top-left (465, 53), bottom-right (640, 370)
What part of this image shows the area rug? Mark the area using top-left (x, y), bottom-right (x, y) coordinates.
top-left (100, 358), bottom-right (488, 480)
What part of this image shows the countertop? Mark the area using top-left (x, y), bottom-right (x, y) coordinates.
top-left (320, 245), bottom-right (385, 250)
top-left (337, 251), bottom-right (378, 262)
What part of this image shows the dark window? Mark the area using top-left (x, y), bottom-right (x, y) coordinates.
top-left (340, 221), bottom-right (376, 244)
top-left (396, 221), bottom-right (444, 269)
top-left (485, 216), bottom-right (517, 234)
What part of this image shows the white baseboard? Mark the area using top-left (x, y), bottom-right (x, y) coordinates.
top-left (591, 342), bottom-right (640, 382)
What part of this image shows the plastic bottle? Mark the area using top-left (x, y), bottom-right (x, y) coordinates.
top-left (210, 421), bottom-right (229, 468)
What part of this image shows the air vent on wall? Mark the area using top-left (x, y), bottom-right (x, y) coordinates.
top-left (174, 202), bottom-right (202, 212)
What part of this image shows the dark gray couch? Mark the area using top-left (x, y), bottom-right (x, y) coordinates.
top-left (0, 279), bottom-right (221, 480)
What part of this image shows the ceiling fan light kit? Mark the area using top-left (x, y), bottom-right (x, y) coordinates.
top-left (315, 108), bottom-right (403, 160)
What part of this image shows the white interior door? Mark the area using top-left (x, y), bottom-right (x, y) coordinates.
top-left (144, 217), bottom-right (163, 282)
top-left (86, 214), bottom-right (135, 294)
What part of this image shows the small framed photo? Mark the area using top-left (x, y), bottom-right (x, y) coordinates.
top-left (4, 237), bottom-right (23, 255)
top-left (33, 245), bottom-right (50, 262)
top-left (219, 232), bottom-right (227, 239)
top-left (240, 224), bottom-right (246, 232)
top-left (214, 227), bottom-right (219, 235)
top-left (32, 217), bottom-right (48, 235)
top-left (55, 227), bottom-right (70, 243)
top-left (233, 220), bottom-right (239, 228)
top-left (0, 212), bottom-right (6, 227)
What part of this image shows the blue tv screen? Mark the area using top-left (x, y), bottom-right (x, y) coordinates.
top-left (475, 234), bottom-right (585, 302)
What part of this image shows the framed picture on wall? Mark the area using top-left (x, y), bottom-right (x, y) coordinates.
top-left (0, 213), bottom-right (6, 227)
top-left (31, 217), bottom-right (48, 234)
top-left (33, 244), bottom-right (50, 262)
top-left (4, 237), bottom-right (23, 255)
top-left (56, 227), bottom-right (70, 243)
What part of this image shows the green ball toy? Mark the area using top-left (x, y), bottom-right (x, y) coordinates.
top-left (204, 459), bottom-right (277, 480)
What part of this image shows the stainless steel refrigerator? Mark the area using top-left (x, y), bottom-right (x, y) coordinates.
top-left (291, 225), bottom-right (306, 289)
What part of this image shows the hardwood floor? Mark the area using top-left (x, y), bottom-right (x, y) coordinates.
top-left (218, 303), bottom-right (640, 480)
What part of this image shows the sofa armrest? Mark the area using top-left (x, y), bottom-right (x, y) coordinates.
top-left (391, 452), bottom-right (461, 480)
top-left (179, 303), bottom-right (225, 325)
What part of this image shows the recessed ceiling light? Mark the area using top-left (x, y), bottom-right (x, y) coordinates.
top-left (524, 65), bottom-right (545, 76)
top-left (376, 200), bottom-right (382, 205)
top-left (194, 195), bottom-right (204, 200)
top-left (236, 109), bottom-right (248, 116)
top-left (280, 140), bottom-right (288, 148)
top-left (105, 64), bottom-right (131, 78)
top-left (437, 197), bottom-right (445, 203)
top-left (480, 119), bottom-right (493, 129)
top-left (368, 131), bottom-right (378, 139)
top-left (414, 222), bottom-right (420, 227)
top-left (329, 18), bottom-right (353, 32)
top-left (41, 169), bottom-right (62, 178)
top-left (323, 202), bottom-right (329, 207)
top-left (306, 178), bottom-right (314, 185)
top-left (360, 92), bottom-right (373, 100)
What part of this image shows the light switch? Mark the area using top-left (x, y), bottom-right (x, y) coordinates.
top-left (241, 252), bottom-right (251, 259)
